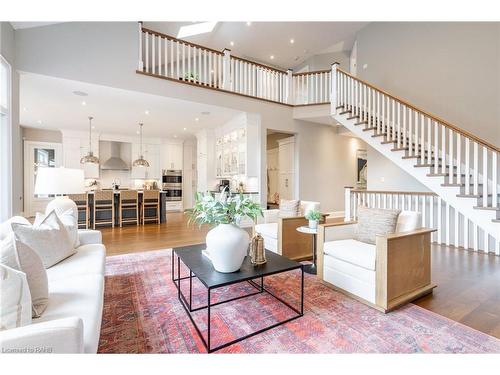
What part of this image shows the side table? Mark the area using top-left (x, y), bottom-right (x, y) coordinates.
top-left (296, 226), bottom-right (318, 275)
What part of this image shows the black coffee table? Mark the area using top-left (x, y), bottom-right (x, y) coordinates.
top-left (172, 244), bottom-right (304, 353)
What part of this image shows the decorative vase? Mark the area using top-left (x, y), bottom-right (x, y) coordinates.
top-left (206, 224), bottom-right (250, 273)
top-left (308, 220), bottom-right (318, 230)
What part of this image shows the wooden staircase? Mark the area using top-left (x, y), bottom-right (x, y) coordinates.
top-left (331, 66), bottom-right (499, 253)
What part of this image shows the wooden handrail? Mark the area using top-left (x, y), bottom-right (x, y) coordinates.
top-left (141, 27), bottom-right (224, 55)
top-left (230, 55), bottom-right (287, 74)
top-left (293, 69), bottom-right (330, 77)
top-left (350, 189), bottom-right (437, 196)
top-left (337, 68), bottom-right (500, 153)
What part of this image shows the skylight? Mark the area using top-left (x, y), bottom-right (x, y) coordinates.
top-left (177, 22), bottom-right (217, 38)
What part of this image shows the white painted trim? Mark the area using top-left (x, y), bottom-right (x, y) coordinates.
top-left (0, 54), bottom-right (12, 221)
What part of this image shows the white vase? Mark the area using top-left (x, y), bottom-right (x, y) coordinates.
top-left (308, 220), bottom-right (318, 230)
top-left (206, 224), bottom-right (250, 273)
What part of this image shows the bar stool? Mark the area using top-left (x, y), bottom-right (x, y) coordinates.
top-left (119, 190), bottom-right (139, 227)
top-left (93, 190), bottom-right (115, 229)
top-left (67, 193), bottom-right (89, 229)
top-left (142, 190), bottom-right (160, 225)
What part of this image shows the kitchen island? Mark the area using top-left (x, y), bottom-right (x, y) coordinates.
top-left (74, 190), bottom-right (173, 228)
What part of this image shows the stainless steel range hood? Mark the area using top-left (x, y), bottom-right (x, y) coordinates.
top-left (100, 141), bottom-right (130, 171)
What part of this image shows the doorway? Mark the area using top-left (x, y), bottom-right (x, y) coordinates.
top-left (24, 140), bottom-right (62, 217)
top-left (266, 130), bottom-right (296, 209)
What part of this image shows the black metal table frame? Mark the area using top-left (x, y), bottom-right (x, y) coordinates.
top-left (171, 251), bottom-right (304, 353)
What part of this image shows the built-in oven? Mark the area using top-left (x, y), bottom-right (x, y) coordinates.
top-left (162, 170), bottom-right (182, 201)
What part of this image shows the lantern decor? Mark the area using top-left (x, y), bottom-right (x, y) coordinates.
top-left (250, 233), bottom-right (266, 265)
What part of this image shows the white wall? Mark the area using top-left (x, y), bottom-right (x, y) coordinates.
top-left (366, 146), bottom-right (430, 192)
top-left (293, 51), bottom-right (350, 72)
top-left (1, 22), bottom-right (22, 215)
top-left (296, 121), bottom-right (367, 212)
top-left (356, 22), bottom-right (500, 146)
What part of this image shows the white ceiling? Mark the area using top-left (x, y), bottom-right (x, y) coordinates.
top-left (10, 22), bottom-right (62, 29)
top-left (144, 22), bottom-right (368, 70)
top-left (20, 73), bottom-right (243, 138)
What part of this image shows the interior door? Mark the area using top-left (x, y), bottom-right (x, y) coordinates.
top-left (24, 141), bottom-right (62, 217)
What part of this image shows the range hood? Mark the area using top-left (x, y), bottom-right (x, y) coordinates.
top-left (100, 142), bottom-right (130, 171)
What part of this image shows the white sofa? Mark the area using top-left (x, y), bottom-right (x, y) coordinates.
top-left (317, 211), bottom-right (436, 312)
top-left (255, 201), bottom-right (321, 260)
top-left (0, 200), bottom-right (106, 353)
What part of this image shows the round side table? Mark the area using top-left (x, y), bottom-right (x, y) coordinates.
top-left (296, 225), bottom-right (318, 275)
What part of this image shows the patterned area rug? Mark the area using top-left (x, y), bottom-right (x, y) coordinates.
top-left (98, 249), bottom-right (500, 353)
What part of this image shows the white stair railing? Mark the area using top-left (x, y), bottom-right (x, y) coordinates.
top-left (344, 187), bottom-right (495, 253)
top-left (293, 70), bottom-right (331, 105)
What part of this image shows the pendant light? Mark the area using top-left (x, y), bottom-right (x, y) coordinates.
top-left (132, 122), bottom-right (150, 167)
top-left (80, 116), bottom-right (99, 164)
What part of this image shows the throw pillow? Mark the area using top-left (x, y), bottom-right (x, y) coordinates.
top-left (14, 240), bottom-right (49, 318)
top-left (356, 206), bottom-right (401, 244)
top-left (0, 216), bottom-right (30, 241)
top-left (0, 263), bottom-right (32, 330)
top-left (0, 234), bottom-right (21, 270)
top-left (279, 199), bottom-right (300, 217)
top-left (12, 210), bottom-right (76, 268)
top-left (35, 208), bottom-right (79, 249)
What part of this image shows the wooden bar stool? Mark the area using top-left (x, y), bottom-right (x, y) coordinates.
top-left (119, 190), bottom-right (139, 227)
top-left (67, 193), bottom-right (89, 229)
top-left (142, 190), bottom-right (160, 225)
top-left (93, 190), bottom-right (115, 229)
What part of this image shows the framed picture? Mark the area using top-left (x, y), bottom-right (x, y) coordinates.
top-left (356, 149), bottom-right (367, 189)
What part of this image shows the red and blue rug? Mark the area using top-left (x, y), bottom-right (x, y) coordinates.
top-left (98, 249), bottom-right (500, 353)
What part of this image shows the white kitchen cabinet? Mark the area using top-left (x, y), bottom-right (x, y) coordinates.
top-left (62, 135), bottom-right (99, 179)
top-left (278, 137), bottom-right (296, 200)
top-left (144, 144), bottom-right (161, 179)
top-left (161, 141), bottom-right (184, 171)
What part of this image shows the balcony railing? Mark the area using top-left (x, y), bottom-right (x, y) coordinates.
top-left (137, 23), bottom-right (333, 106)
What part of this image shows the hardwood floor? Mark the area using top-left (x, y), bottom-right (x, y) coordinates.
top-left (100, 212), bottom-right (500, 339)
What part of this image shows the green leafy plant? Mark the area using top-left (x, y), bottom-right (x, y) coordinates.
top-left (187, 190), bottom-right (263, 226)
top-left (305, 209), bottom-right (321, 221)
top-left (183, 72), bottom-right (199, 81)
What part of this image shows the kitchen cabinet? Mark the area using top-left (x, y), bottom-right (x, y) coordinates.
top-left (278, 137), bottom-right (296, 200)
top-left (215, 128), bottom-right (247, 177)
top-left (162, 142), bottom-right (183, 170)
top-left (62, 134), bottom-right (99, 179)
top-left (144, 144), bottom-right (161, 179)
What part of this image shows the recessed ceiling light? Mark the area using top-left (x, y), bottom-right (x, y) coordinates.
top-left (91, 125), bottom-right (96, 130)
top-left (81, 101), bottom-right (87, 106)
top-left (37, 120), bottom-right (42, 124)
top-left (136, 130), bottom-right (140, 135)
top-left (145, 110), bottom-right (150, 115)
top-left (270, 55), bottom-right (275, 60)
top-left (195, 117), bottom-right (199, 122)
top-left (183, 127), bottom-right (187, 131)
top-left (230, 41), bottom-right (234, 46)
top-left (23, 107), bottom-right (27, 112)
top-left (290, 38), bottom-right (295, 44)
top-left (173, 135), bottom-right (177, 138)
top-left (177, 22), bottom-right (218, 38)
top-left (246, 22), bottom-right (252, 26)
top-left (72, 90), bottom-right (88, 97)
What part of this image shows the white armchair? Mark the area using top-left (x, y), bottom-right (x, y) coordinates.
top-left (255, 201), bottom-right (324, 260)
top-left (317, 210), bottom-right (436, 313)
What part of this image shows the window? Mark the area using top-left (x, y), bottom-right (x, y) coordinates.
top-left (0, 54), bottom-right (12, 221)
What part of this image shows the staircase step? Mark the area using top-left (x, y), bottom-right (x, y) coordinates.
top-left (371, 133), bottom-right (387, 138)
top-left (354, 121), bottom-right (368, 126)
top-left (442, 182), bottom-right (483, 187)
top-left (381, 140), bottom-right (397, 145)
top-left (391, 147), bottom-right (409, 152)
top-left (339, 110), bottom-right (351, 115)
top-left (336, 105), bottom-right (344, 110)
top-left (474, 205), bottom-right (500, 211)
top-left (362, 127), bottom-right (377, 132)
top-left (346, 115), bottom-right (359, 120)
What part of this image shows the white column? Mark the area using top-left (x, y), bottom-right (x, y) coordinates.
top-left (137, 22), bottom-right (144, 71)
top-left (330, 62), bottom-right (339, 116)
top-left (344, 186), bottom-right (353, 222)
top-left (222, 49), bottom-right (232, 91)
top-left (286, 69), bottom-right (294, 105)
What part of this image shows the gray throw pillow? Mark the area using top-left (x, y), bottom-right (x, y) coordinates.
top-left (356, 206), bottom-right (401, 244)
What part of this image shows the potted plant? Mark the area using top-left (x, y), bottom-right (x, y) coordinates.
top-left (187, 191), bottom-right (263, 273)
top-left (305, 210), bottom-right (321, 230)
